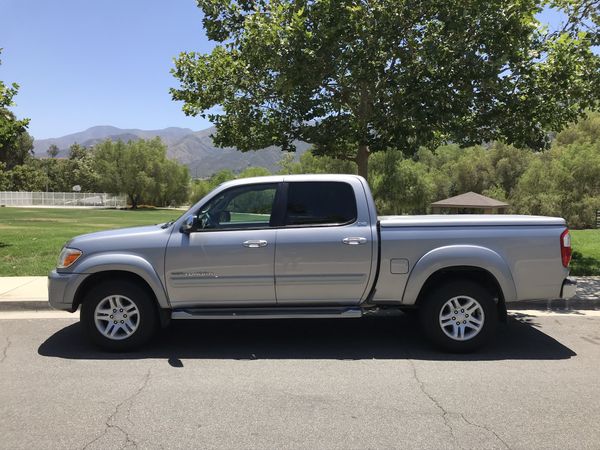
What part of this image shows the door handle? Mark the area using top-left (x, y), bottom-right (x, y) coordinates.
top-left (342, 237), bottom-right (367, 245)
top-left (243, 240), bottom-right (268, 248)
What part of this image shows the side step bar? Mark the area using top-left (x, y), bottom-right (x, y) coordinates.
top-left (171, 306), bottom-right (363, 320)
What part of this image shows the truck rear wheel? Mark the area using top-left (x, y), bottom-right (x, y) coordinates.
top-left (80, 280), bottom-right (158, 351)
top-left (419, 280), bottom-right (498, 352)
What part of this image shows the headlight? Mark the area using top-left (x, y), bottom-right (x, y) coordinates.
top-left (57, 247), bottom-right (83, 268)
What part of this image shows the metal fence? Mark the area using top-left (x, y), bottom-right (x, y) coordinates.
top-left (0, 191), bottom-right (127, 208)
top-left (597, 210), bottom-right (600, 229)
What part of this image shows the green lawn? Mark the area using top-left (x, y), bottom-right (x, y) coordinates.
top-left (0, 207), bottom-right (178, 276)
top-left (570, 229), bottom-right (600, 276)
top-left (1, 207), bottom-right (598, 276)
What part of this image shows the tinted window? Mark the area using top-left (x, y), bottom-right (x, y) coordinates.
top-left (285, 182), bottom-right (357, 226)
top-left (198, 184), bottom-right (277, 230)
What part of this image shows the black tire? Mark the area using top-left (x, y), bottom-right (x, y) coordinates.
top-left (418, 279), bottom-right (498, 352)
top-left (80, 279), bottom-right (158, 351)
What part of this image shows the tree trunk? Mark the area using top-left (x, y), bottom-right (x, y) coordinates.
top-left (129, 194), bottom-right (138, 209)
top-left (356, 143), bottom-right (370, 179)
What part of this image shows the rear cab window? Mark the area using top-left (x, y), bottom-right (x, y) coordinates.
top-left (284, 181), bottom-right (357, 226)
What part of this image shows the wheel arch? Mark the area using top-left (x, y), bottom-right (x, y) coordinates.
top-left (402, 245), bottom-right (516, 316)
top-left (73, 270), bottom-right (161, 310)
top-left (416, 266), bottom-right (509, 320)
top-left (71, 253), bottom-right (170, 310)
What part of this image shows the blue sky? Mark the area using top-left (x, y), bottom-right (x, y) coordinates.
top-left (1, 1), bottom-right (566, 139)
top-left (0, 0), bottom-right (215, 139)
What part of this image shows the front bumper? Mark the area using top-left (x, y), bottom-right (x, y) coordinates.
top-left (560, 277), bottom-right (577, 300)
top-left (48, 270), bottom-right (88, 312)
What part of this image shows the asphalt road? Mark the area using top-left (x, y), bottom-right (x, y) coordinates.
top-left (1, 312), bottom-right (600, 449)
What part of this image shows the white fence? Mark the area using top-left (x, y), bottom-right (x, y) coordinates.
top-left (0, 191), bottom-right (127, 208)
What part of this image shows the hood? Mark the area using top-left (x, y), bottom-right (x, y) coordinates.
top-left (67, 224), bottom-right (172, 254)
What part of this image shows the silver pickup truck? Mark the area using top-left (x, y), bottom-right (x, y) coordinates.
top-left (48, 174), bottom-right (576, 352)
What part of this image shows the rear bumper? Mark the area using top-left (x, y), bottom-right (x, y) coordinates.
top-left (560, 277), bottom-right (577, 300)
top-left (48, 270), bottom-right (88, 312)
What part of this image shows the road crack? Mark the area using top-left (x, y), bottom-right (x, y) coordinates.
top-left (409, 360), bottom-right (457, 443)
top-left (82, 369), bottom-right (152, 450)
top-left (459, 413), bottom-right (510, 449)
top-left (409, 360), bottom-right (510, 449)
top-left (0, 337), bottom-right (10, 364)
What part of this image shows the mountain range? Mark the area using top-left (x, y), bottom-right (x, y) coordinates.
top-left (33, 126), bottom-right (311, 178)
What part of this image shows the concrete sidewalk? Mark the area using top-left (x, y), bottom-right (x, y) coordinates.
top-left (0, 276), bottom-right (47, 300)
top-left (1, 275), bottom-right (599, 311)
top-left (0, 276), bottom-right (50, 311)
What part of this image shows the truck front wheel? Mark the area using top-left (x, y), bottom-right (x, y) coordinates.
top-left (80, 280), bottom-right (158, 351)
top-left (419, 280), bottom-right (498, 352)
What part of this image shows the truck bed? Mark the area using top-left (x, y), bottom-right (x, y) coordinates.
top-left (379, 214), bottom-right (566, 228)
top-left (374, 214), bottom-right (568, 305)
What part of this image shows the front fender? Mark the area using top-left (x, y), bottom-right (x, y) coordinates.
top-left (402, 245), bottom-right (517, 305)
top-left (72, 253), bottom-right (170, 308)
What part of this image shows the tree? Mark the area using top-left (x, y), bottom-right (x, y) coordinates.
top-left (487, 142), bottom-right (533, 197)
top-left (39, 143), bottom-right (99, 192)
top-left (189, 178), bottom-right (212, 204)
top-left (208, 169), bottom-right (236, 187)
top-left (68, 142), bottom-right (87, 160)
top-left (9, 130), bottom-right (34, 168)
top-left (512, 139), bottom-right (600, 228)
top-left (369, 150), bottom-right (404, 214)
top-left (238, 166), bottom-right (272, 178)
top-left (1, 49), bottom-right (31, 169)
top-left (93, 138), bottom-right (190, 208)
top-left (69, 147), bottom-right (99, 192)
top-left (278, 150), bottom-right (356, 174)
top-left (146, 158), bottom-right (190, 207)
top-left (555, 110), bottom-right (600, 146)
top-left (369, 150), bottom-right (435, 214)
top-left (0, 162), bottom-right (10, 190)
top-left (172, 0), bottom-right (600, 178)
top-left (8, 164), bottom-right (47, 191)
top-left (189, 167), bottom-right (275, 204)
top-left (189, 169), bottom-right (240, 204)
top-left (47, 144), bottom-right (59, 158)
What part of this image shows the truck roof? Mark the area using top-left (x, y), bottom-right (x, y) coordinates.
top-left (219, 174), bottom-right (364, 188)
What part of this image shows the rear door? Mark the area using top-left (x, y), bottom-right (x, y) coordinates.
top-left (274, 180), bottom-right (373, 305)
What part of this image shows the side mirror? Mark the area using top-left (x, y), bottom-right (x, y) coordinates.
top-left (180, 215), bottom-right (197, 234)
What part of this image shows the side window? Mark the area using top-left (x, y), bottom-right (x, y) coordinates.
top-left (285, 182), bottom-right (357, 226)
top-left (198, 184), bottom-right (277, 230)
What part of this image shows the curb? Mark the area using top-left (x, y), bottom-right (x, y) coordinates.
top-left (0, 300), bottom-right (53, 312)
top-left (510, 298), bottom-right (600, 311)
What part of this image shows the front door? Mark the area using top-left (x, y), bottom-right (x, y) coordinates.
top-left (165, 183), bottom-right (279, 307)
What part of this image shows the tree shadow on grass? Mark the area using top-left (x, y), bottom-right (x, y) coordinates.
top-left (38, 314), bottom-right (575, 363)
top-left (0, 242), bottom-right (11, 248)
top-left (570, 251), bottom-right (600, 276)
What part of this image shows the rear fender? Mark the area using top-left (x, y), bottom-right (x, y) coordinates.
top-left (402, 245), bottom-right (517, 305)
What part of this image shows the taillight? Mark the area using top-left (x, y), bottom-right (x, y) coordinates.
top-left (560, 229), bottom-right (572, 268)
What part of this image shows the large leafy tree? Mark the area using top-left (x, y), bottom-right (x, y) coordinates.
top-left (172, 0), bottom-right (599, 178)
top-left (93, 138), bottom-right (190, 208)
top-left (1, 49), bottom-right (32, 170)
top-left (42, 144), bottom-right (97, 192)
